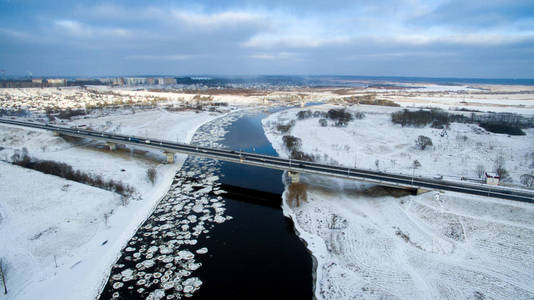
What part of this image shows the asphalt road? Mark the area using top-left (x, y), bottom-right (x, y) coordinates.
top-left (1, 118), bottom-right (533, 203)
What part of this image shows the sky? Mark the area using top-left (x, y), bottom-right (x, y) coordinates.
top-left (0, 0), bottom-right (533, 78)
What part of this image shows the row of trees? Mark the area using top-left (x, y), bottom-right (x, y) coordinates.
top-left (10, 148), bottom-right (136, 198)
top-left (391, 108), bottom-right (531, 135)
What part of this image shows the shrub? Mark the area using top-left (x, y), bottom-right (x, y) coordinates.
top-left (327, 108), bottom-right (353, 127)
top-left (520, 174), bottom-right (534, 187)
top-left (286, 182), bottom-right (308, 207)
top-left (312, 111), bottom-right (323, 118)
top-left (290, 150), bottom-right (314, 161)
top-left (353, 111), bottom-right (365, 120)
top-left (0, 258), bottom-right (7, 295)
top-left (147, 167), bottom-right (157, 185)
top-left (276, 120), bottom-right (295, 133)
top-left (282, 135), bottom-right (301, 152)
top-left (56, 109), bottom-right (87, 120)
top-left (296, 110), bottom-right (312, 120)
top-left (415, 136), bottom-right (433, 150)
top-left (318, 118), bottom-right (328, 127)
top-left (496, 166), bottom-right (511, 182)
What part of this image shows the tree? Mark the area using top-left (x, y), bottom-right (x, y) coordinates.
top-left (476, 165), bottom-right (485, 178)
top-left (0, 258), bottom-right (7, 295)
top-left (412, 160), bottom-right (421, 169)
top-left (415, 135), bottom-right (433, 150)
top-left (520, 174), bottom-right (534, 188)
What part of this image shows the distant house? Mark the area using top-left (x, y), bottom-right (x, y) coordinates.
top-left (485, 172), bottom-right (500, 185)
top-left (32, 78), bottom-right (42, 84)
top-left (47, 78), bottom-right (66, 86)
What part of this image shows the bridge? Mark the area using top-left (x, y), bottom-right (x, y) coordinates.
top-left (1, 118), bottom-right (533, 203)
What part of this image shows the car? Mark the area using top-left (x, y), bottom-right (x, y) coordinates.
top-left (145, 140), bottom-right (151, 144)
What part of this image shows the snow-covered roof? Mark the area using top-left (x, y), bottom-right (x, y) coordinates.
top-left (485, 172), bottom-right (500, 178)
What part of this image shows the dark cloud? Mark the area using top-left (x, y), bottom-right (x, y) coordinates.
top-left (0, 0), bottom-right (532, 77)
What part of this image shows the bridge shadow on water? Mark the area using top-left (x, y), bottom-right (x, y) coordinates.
top-left (189, 159), bottom-right (313, 300)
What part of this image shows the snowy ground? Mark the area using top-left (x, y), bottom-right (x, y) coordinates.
top-left (0, 109), bottom-right (222, 299)
top-left (263, 104), bottom-right (534, 299)
top-left (264, 104), bottom-right (533, 184)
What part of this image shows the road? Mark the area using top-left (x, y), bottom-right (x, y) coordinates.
top-left (1, 118), bottom-right (533, 203)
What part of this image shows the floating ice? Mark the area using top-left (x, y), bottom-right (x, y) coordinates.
top-left (163, 281), bottom-right (174, 290)
top-left (187, 262), bottom-right (201, 271)
top-left (196, 247), bottom-right (208, 254)
top-left (159, 247), bottom-right (172, 255)
top-left (111, 274), bottom-right (122, 281)
top-left (192, 204), bottom-right (204, 213)
top-left (183, 277), bottom-right (202, 288)
top-left (214, 216), bottom-right (226, 223)
top-left (137, 279), bottom-right (146, 286)
top-left (113, 282), bottom-right (124, 289)
top-left (151, 289), bottom-right (165, 300)
top-left (141, 259), bottom-right (155, 268)
top-left (177, 250), bottom-right (194, 260)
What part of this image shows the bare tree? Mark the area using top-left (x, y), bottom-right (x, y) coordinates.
top-left (520, 174), bottom-right (534, 188)
top-left (0, 258), bottom-right (8, 295)
top-left (415, 135), bottom-right (433, 150)
top-left (476, 165), bottom-right (485, 178)
top-left (146, 167), bottom-right (157, 185)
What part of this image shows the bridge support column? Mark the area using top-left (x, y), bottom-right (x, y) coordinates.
top-left (164, 151), bottom-right (175, 164)
top-left (288, 171), bottom-right (300, 184)
top-left (106, 142), bottom-right (117, 151)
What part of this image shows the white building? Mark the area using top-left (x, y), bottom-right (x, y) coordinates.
top-left (485, 172), bottom-right (500, 185)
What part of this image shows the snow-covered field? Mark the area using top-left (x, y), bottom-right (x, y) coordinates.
top-left (264, 105), bottom-right (533, 184)
top-left (0, 109), bottom-right (222, 299)
top-left (263, 104), bottom-right (534, 299)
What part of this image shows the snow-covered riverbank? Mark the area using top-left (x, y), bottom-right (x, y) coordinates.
top-left (0, 109), bottom-right (222, 299)
top-left (263, 104), bottom-right (534, 299)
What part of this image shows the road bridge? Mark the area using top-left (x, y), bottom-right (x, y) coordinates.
top-left (1, 118), bottom-right (533, 203)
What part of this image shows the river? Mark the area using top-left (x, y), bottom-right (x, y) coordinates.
top-left (100, 108), bottom-right (313, 299)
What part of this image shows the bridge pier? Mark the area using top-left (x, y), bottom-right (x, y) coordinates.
top-left (288, 171), bottom-right (300, 183)
top-left (105, 142), bottom-right (117, 151)
top-left (164, 151), bottom-right (175, 164)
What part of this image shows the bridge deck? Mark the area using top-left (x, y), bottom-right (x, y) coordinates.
top-left (1, 118), bottom-right (533, 203)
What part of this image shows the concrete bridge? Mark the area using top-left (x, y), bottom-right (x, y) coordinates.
top-left (1, 118), bottom-right (533, 203)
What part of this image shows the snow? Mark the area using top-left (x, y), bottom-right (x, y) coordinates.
top-left (263, 104), bottom-right (534, 299)
top-left (264, 104), bottom-right (533, 184)
top-left (0, 109), bottom-right (222, 300)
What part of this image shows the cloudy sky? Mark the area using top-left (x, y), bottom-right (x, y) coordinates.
top-left (1, 0), bottom-right (533, 78)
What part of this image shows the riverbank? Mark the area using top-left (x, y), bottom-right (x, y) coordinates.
top-left (263, 104), bottom-right (534, 299)
top-left (0, 109), bottom-right (223, 299)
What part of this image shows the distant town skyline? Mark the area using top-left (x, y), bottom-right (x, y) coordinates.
top-left (1, 0), bottom-right (533, 78)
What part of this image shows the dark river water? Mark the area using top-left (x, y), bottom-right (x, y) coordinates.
top-left (100, 109), bottom-right (313, 299)
top-left (191, 111), bottom-right (312, 299)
